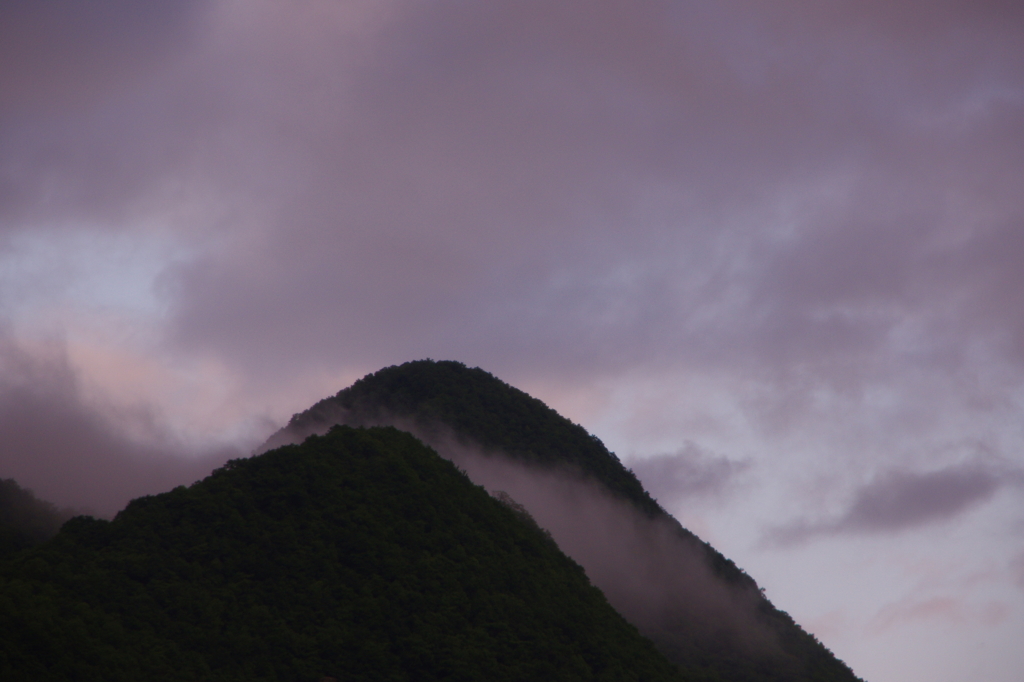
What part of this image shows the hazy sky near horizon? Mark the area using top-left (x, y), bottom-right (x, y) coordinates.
top-left (2, 2), bottom-right (1023, 680)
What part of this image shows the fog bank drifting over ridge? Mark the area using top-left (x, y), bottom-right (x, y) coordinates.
top-left (264, 407), bottom-right (829, 677)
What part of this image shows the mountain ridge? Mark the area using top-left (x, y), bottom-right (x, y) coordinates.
top-left (268, 360), bottom-right (862, 682)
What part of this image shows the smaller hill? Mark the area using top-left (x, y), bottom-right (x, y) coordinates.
top-left (0, 426), bottom-right (688, 681)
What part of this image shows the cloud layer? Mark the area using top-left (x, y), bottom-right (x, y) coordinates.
top-left (3, 0), bottom-right (1021, 387)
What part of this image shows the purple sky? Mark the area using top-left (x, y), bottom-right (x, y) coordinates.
top-left (2, 2), bottom-right (1022, 679)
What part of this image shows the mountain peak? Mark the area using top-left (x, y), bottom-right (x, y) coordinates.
top-left (268, 360), bottom-right (863, 682)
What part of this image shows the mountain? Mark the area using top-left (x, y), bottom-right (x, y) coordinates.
top-left (0, 426), bottom-right (686, 681)
top-left (268, 360), bottom-right (862, 682)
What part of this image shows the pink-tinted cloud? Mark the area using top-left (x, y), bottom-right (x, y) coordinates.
top-left (868, 595), bottom-right (1009, 633)
top-left (0, 331), bottom-right (238, 517)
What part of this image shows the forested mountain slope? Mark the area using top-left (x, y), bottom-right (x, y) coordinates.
top-left (269, 360), bottom-right (862, 682)
top-left (0, 426), bottom-right (686, 681)
top-left (0, 478), bottom-right (74, 559)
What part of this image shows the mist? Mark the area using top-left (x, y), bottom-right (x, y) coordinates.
top-left (268, 413), bottom-right (782, 662)
top-left (0, 332), bottom-right (242, 518)
top-left (0, 477), bottom-right (75, 546)
top-left (446, 439), bottom-right (778, 655)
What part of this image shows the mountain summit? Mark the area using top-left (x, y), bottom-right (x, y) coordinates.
top-left (268, 360), bottom-right (862, 682)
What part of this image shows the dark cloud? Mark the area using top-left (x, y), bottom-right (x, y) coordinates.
top-left (764, 463), bottom-right (1019, 546)
top-left (0, 1), bottom-right (209, 231)
top-left (166, 0), bottom-right (1024, 389)
top-left (0, 0), bottom-right (203, 121)
top-left (0, 332), bottom-right (238, 518)
top-left (626, 442), bottom-right (748, 504)
top-left (841, 466), bottom-right (1002, 529)
top-left (0, 0), bottom-right (1020, 393)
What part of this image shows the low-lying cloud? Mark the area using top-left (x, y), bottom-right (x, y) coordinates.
top-left (269, 415), bottom-right (778, 658)
top-left (0, 333), bottom-right (239, 517)
top-left (626, 442), bottom-right (749, 505)
top-left (429, 433), bottom-right (784, 660)
top-left (764, 462), bottom-right (1019, 546)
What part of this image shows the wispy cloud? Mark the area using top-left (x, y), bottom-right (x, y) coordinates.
top-left (0, 331), bottom-right (238, 517)
top-left (764, 462), bottom-right (1019, 546)
top-left (626, 442), bottom-right (749, 504)
top-left (868, 595), bottom-right (1009, 633)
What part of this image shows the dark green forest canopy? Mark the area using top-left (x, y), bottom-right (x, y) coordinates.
top-left (0, 426), bottom-right (689, 682)
top-left (273, 360), bottom-right (862, 682)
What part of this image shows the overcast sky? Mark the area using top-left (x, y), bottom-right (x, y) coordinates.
top-left (2, 2), bottom-right (1022, 680)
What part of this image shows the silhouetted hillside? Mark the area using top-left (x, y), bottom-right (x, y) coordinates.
top-left (0, 426), bottom-right (687, 681)
top-left (270, 360), bottom-right (862, 682)
top-left (0, 478), bottom-right (74, 559)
